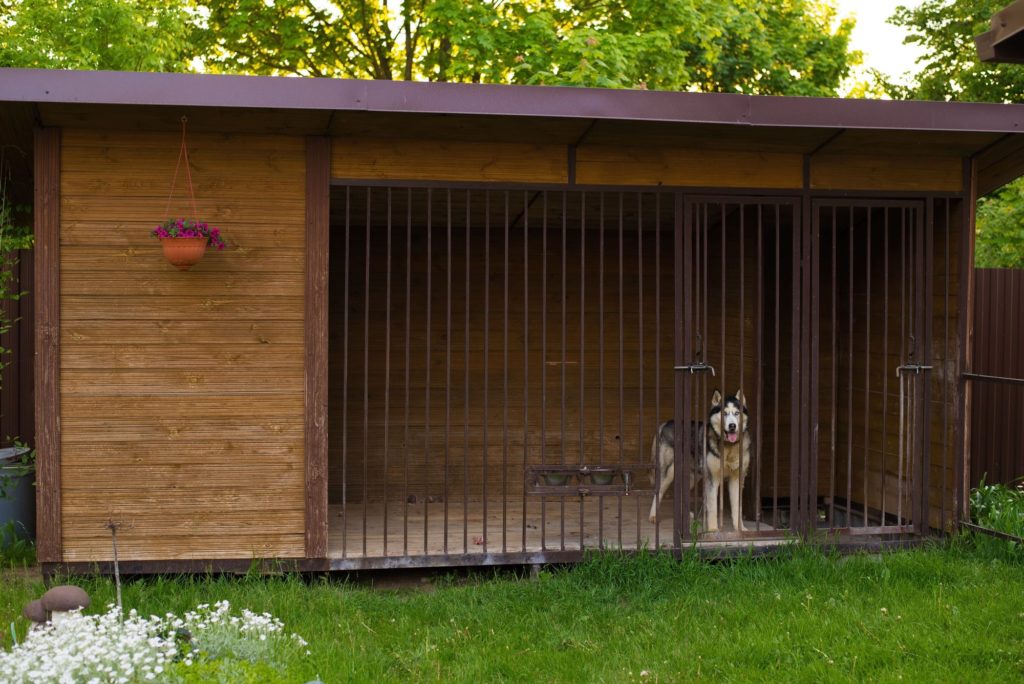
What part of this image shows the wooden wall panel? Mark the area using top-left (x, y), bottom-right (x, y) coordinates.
top-left (34, 127), bottom-right (61, 563)
top-left (811, 154), bottom-right (963, 192)
top-left (58, 129), bottom-right (306, 561)
top-left (331, 138), bottom-right (568, 183)
top-left (575, 146), bottom-right (803, 189)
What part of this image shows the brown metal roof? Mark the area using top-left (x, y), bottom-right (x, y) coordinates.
top-left (2, 67), bottom-right (1024, 134)
top-left (4, 68), bottom-right (1024, 195)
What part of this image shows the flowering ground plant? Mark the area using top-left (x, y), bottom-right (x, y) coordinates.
top-left (0, 600), bottom-right (310, 683)
top-left (151, 218), bottom-right (226, 250)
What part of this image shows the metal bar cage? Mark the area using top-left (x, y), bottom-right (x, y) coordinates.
top-left (325, 186), bottom-right (960, 567)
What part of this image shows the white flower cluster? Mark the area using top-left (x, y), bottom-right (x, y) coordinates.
top-left (0, 600), bottom-right (309, 683)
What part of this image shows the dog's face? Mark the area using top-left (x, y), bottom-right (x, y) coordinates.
top-left (709, 389), bottom-right (747, 444)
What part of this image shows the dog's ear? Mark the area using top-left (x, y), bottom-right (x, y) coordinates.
top-left (711, 389), bottom-right (722, 407)
top-left (736, 389), bottom-right (746, 407)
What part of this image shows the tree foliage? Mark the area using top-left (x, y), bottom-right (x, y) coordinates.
top-left (0, 0), bottom-right (192, 71)
top-left (890, 1), bottom-right (1024, 269)
top-left (194, 0), bottom-right (856, 95)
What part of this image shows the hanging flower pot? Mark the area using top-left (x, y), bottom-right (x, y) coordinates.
top-left (154, 117), bottom-right (226, 271)
top-left (152, 219), bottom-right (226, 271)
top-left (158, 235), bottom-right (208, 271)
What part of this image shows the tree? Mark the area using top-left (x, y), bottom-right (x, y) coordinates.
top-left (890, 1), bottom-right (1024, 268)
top-left (0, 0), bottom-right (192, 71)
top-left (194, 0), bottom-right (857, 95)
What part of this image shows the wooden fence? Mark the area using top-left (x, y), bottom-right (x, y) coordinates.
top-left (0, 248), bottom-right (33, 449)
top-left (970, 268), bottom-right (1024, 488)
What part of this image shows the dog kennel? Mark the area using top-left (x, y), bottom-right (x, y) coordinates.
top-left (327, 188), bottom-right (963, 565)
top-left (5, 69), bottom-right (1010, 573)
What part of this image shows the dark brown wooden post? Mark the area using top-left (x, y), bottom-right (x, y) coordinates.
top-left (33, 127), bottom-right (60, 564)
top-left (305, 136), bottom-right (330, 560)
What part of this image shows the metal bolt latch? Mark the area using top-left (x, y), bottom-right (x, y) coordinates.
top-left (896, 364), bottom-right (933, 377)
top-left (674, 362), bottom-right (716, 376)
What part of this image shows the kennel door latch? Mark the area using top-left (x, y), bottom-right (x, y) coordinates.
top-left (674, 362), bottom-right (716, 376)
top-left (896, 364), bottom-right (933, 377)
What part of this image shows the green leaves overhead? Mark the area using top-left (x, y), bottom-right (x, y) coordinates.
top-left (193, 0), bottom-right (855, 95)
top-left (888, 0), bottom-right (1024, 103)
top-left (0, 0), bottom-right (192, 71)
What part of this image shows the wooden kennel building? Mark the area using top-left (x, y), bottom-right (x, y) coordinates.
top-left (2, 68), bottom-right (1023, 573)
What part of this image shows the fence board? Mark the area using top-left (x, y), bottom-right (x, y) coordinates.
top-left (971, 268), bottom-right (1024, 487)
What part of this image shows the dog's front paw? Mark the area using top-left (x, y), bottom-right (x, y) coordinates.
top-left (705, 525), bottom-right (719, 533)
top-left (737, 523), bottom-right (747, 532)
top-left (648, 514), bottom-right (657, 524)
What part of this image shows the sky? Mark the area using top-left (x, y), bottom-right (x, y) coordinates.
top-left (832, 0), bottom-right (926, 86)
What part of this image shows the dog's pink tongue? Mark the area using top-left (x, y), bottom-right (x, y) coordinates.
top-left (727, 433), bottom-right (739, 443)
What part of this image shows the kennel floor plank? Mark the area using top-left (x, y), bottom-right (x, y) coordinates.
top-left (327, 499), bottom-right (775, 559)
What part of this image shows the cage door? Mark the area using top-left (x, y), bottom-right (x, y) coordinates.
top-left (677, 197), bottom-right (801, 541)
top-left (814, 201), bottom-right (930, 535)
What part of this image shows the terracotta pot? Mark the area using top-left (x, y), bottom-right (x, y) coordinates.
top-left (159, 237), bottom-right (208, 271)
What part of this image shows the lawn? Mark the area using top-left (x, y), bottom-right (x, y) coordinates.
top-left (1, 542), bottom-right (1023, 682)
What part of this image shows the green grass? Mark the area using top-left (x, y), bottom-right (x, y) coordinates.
top-left (2, 542), bottom-right (1024, 682)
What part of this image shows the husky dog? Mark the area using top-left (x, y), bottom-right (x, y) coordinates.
top-left (648, 389), bottom-right (752, 533)
top-left (648, 419), bottom-right (705, 524)
top-left (704, 389), bottom-right (751, 532)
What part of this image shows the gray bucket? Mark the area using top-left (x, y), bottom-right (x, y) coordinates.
top-left (0, 447), bottom-right (35, 542)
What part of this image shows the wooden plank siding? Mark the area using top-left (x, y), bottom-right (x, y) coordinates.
top-left (58, 129), bottom-right (307, 562)
top-left (810, 154), bottom-right (963, 193)
top-left (34, 127), bottom-right (61, 563)
top-left (331, 138), bottom-right (568, 184)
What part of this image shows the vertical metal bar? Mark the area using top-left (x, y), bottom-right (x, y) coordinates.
top-left (791, 201), bottom-right (805, 533)
top-left (679, 195), bottom-right (693, 543)
top-left (720, 202), bottom-right (728, 529)
top-left (637, 192), bottom-right (644, 545)
top-left (739, 203), bottom-right (746, 530)
top-left (541, 191), bottom-right (548, 551)
top-left (830, 206), bottom-right (837, 527)
top-left (342, 186), bottom-right (350, 559)
top-left (881, 208), bottom-right (890, 525)
top-left (598, 193), bottom-right (606, 548)
top-left (363, 188), bottom-right (372, 557)
top-left (654, 192), bottom-right (661, 550)
top-left (755, 205), bottom-right (764, 530)
top-left (522, 190), bottom-right (530, 552)
top-left (579, 191), bottom-right (587, 549)
top-left (503, 190), bottom-right (510, 553)
top-left (863, 208), bottom-right (872, 527)
top-left (674, 191), bottom-right (685, 549)
top-left (942, 198), bottom-right (950, 530)
top-left (464, 190), bottom-right (471, 553)
top-left (808, 198), bottom-right (821, 535)
top-left (899, 207), bottom-right (907, 524)
top-left (383, 189), bottom-right (392, 555)
top-left (618, 192), bottom-right (625, 547)
top-left (403, 188), bottom-right (411, 556)
top-left (772, 204), bottom-right (780, 529)
top-left (918, 202), bottom-right (932, 535)
top-left (444, 190), bottom-right (452, 555)
top-left (560, 191), bottom-right (567, 551)
top-left (799, 187), bottom-right (813, 535)
top-left (483, 191), bottom-right (490, 552)
top-left (846, 207), bottom-right (854, 526)
top-left (424, 189), bottom-right (432, 554)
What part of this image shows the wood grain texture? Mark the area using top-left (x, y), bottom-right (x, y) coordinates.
top-left (58, 129), bottom-right (307, 561)
top-left (810, 154), bottom-right (963, 192)
top-left (34, 126), bottom-right (61, 563)
top-left (575, 145), bottom-right (804, 189)
top-left (331, 137), bottom-right (568, 183)
top-left (305, 136), bottom-right (330, 558)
